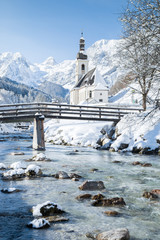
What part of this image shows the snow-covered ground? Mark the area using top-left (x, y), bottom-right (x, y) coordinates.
top-left (97, 108), bottom-right (160, 154)
top-left (44, 107), bottom-right (160, 154)
top-left (45, 119), bottom-right (111, 147)
top-left (0, 123), bottom-right (18, 133)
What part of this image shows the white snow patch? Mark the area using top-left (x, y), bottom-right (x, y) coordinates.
top-left (110, 108), bottom-right (160, 152)
top-left (28, 218), bottom-right (50, 229)
top-left (33, 153), bottom-right (46, 161)
top-left (32, 201), bottom-right (62, 217)
top-left (3, 168), bottom-right (25, 177)
top-left (45, 119), bottom-right (112, 147)
top-left (25, 164), bottom-right (41, 174)
top-left (2, 188), bottom-right (17, 193)
top-left (0, 163), bottom-right (7, 169)
top-left (10, 161), bottom-right (26, 169)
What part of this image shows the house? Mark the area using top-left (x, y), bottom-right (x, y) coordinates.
top-left (70, 34), bottom-right (109, 105)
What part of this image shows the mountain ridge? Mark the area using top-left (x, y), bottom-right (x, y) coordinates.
top-left (0, 39), bottom-right (124, 89)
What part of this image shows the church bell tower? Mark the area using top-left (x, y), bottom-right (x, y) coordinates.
top-left (76, 33), bottom-right (88, 83)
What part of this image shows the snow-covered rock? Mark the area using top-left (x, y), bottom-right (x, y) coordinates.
top-left (27, 218), bottom-right (50, 229)
top-left (2, 168), bottom-right (25, 179)
top-left (31, 153), bottom-right (49, 161)
top-left (54, 171), bottom-right (70, 179)
top-left (0, 163), bottom-right (7, 169)
top-left (25, 164), bottom-right (42, 176)
top-left (101, 108), bottom-right (160, 154)
top-left (11, 152), bottom-right (25, 156)
top-left (32, 201), bottom-right (63, 217)
top-left (10, 161), bottom-right (26, 169)
top-left (1, 187), bottom-right (21, 193)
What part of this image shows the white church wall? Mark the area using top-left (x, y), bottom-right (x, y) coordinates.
top-left (70, 89), bottom-right (79, 105)
top-left (94, 89), bottom-right (108, 103)
top-left (76, 59), bottom-right (88, 83)
top-left (79, 87), bottom-right (87, 103)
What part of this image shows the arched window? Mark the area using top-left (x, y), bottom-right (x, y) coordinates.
top-left (81, 64), bottom-right (85, 71)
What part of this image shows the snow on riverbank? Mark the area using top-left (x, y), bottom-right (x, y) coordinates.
top-left (102, 108), bottom-right (160, 154)
top-left (44, 108), bottom-right (160, 154)
top-left (0, 123), bottom-right (16, 133)
top-left (0, 107), bottom-right (159, 154)
top-left (45, 119), bottom-right (112, 147)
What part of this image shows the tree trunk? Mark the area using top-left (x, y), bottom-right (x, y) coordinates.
top-left (142, 93), bottom-right (147, 111)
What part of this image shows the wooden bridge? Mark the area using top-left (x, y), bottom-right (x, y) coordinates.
top-left (0, 102), bottom-right (142, 150)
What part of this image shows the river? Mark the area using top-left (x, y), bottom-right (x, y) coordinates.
top-left (0, 132), bottom-right (160, 240)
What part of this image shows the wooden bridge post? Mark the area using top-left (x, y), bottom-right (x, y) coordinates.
top-left (33, 114), bottom-right (45, 150)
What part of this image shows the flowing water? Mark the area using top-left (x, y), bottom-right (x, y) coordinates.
top-left (0, 132), bottom-right (160, 240)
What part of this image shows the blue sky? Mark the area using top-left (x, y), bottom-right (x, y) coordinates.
top-left (0, 0), bottom-right (127, 63)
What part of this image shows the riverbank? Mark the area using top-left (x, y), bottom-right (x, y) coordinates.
top-left (44, 108), bottom-right (160, 155)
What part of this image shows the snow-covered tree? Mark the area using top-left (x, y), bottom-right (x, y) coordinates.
top-left (120, 0), bottom-right (160, 110)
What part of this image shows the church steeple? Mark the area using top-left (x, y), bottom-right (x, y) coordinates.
top-left (76, 33), bottom-right (88, 82)
top-left (77, 33), bottom-right (88, 60)
top-left (79, 32), bottom-right (85, 51)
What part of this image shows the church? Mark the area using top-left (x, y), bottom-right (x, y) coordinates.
top-left (70, 34), bottom-right (109, 105)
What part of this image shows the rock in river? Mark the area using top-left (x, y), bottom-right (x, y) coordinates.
top-left (25, 164), bottom-right (42, 177)
top-left (10, 161), bottom-right (26, 169)
top-left (92, 197), bottom-right (126, 207)
top-left (32, 201), bottom-right (65, 217)
top-left (29, 153), bottom-right (51, 162)
top-left (54, 171), bottom-right (70, 179)
top-left (96, 228), bottom-right (130, 240)
top-left (27, 218), bottom-right (50, 229)
top-left (92, 193), bottom-right (105, 200)
top-left (76, 194), bottom-right (92, 200)
top-left (104, 210), bottom-right (119, 216)
top-left (0, 163), bottom-right (7, 170)
top-left (69, 173), bottom-right (82, 179)
top-left (45, 216), bottom-right (69, 223)
top-left (143, 191), bottom-right (158, 199)
top-left (1, 187), bottom-right (21, 193)
top-left (2, 168), bottom-right (26, 180)
top-left (143, 189), bottom-right (160, 199)
top-left (79, 180), bottom-right (105, 191)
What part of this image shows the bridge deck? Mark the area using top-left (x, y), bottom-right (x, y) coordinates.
top-left (0, 102), bottom-right (143, 123)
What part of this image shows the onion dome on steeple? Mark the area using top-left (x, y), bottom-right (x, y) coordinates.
top-left (77, 32), bottom-right (88, 60)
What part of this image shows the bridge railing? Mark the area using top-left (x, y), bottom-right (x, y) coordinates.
top-left (0, 102), bottom-right (143, 123)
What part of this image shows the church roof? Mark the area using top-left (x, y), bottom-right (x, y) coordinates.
top-left (74, 68), bottom-right (96, 88)
top-left (74, 67), bottom-right (108, 90)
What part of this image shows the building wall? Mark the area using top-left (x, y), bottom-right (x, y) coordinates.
top-left (75, 59), bottom-right (88, 83)
top-left (70, 86), bottom-right (108, 105)
top-left (78, 87), bottom-right (87, 103)
top-left (70, 89), bottom-right (79, 105)
top-left (93, 89), bottom-right (108, 103)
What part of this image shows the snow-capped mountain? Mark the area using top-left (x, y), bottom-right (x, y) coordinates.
top-left (0, 39), bottom-right (124, 90)
top-left (87, 39), bottom-right (125, 87)
top-left (39, 60), bottom-right (76, 90)
top-left (0, 52), bottom-right (45, 87)
top-left (36, 56), bottom-right (57, 72)
top-left (37, 39), bottom-right (125, 89)
top-left (0, 77), bottom-right (52, 104)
